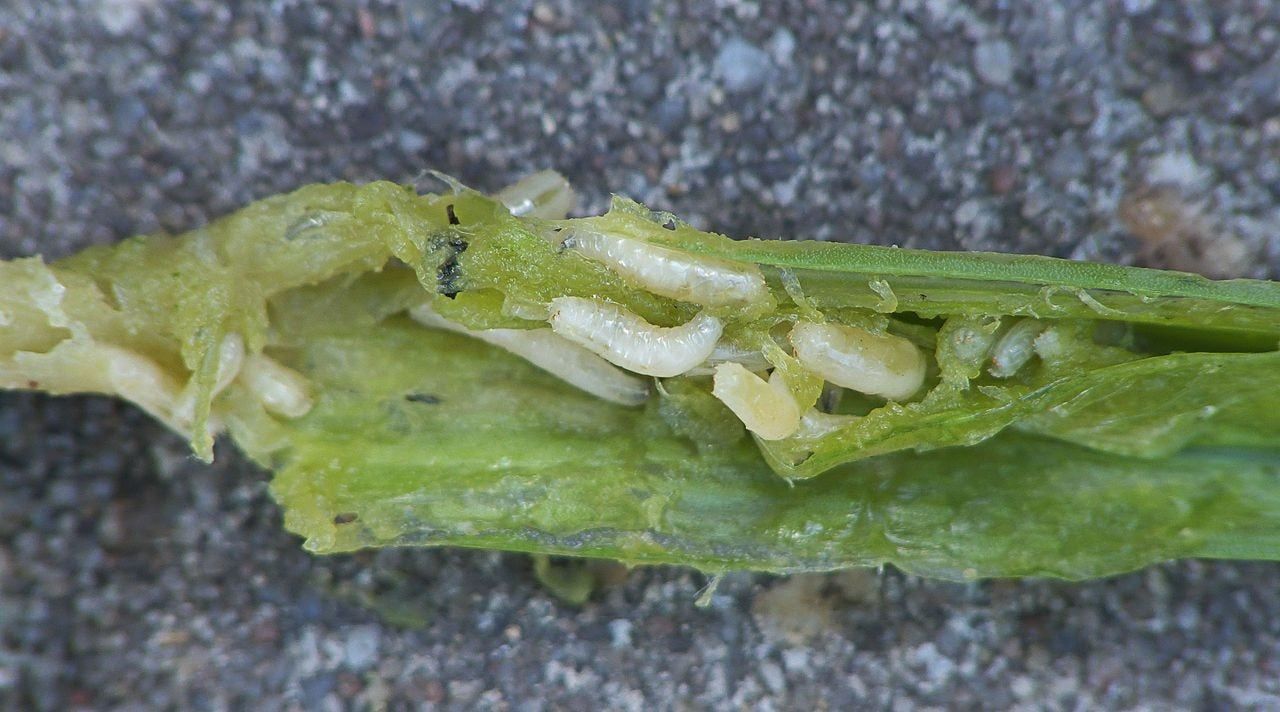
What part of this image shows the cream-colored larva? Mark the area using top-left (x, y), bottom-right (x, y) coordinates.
top-left (408, 304), bottom-right (649, 406)
top-left (790, 321), bottom-right (926, 402)
top-left (547, 296), bottom-right (723, 378)
top-left (495, 170), bottom-right (576, 220)
top-left (240, 353), bottom-right (314, 419)
top-left (711, 363), bottom-right (801, 440)
top-left (989, 318), bottom-right (1045, 378)
top-left (172, 332), bottom-right (245, 427)
top-left (567, 230), bottom-right (771, 309)
top-left (96, 344), bottom-right (187, 429)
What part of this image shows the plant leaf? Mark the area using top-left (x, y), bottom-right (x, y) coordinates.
top-left (256, 281), bottom-right (1280, 579)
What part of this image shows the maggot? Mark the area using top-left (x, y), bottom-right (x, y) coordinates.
top-left (495, 169), bottom-right (576, 220)
top-left (240, 353), bottom-right (314, 418)
top-left (409, 304), bottom-right (649, 406)
top-left (711, 363), bottom-right (801, 441)
top-left (566, 230), bottom-right (771, 309)
top-left (790, 321), bottom-right (926, 402)
top-left (547, 296), bottom-right (723, 378)
top-left (98, 344), bottom-right (187, 431)
top-left (989, 318), bottom-right (1045, 378)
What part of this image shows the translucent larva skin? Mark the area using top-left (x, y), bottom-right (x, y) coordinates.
top-left (989, 319), bottom-right (1045, 378)
top-left (936, 316), bottom-right (1001, 388)
top-left (547, 296), bottom-right (723, 378)
top-left (790, 321), bottom-right (926, 402)
top-left (711, 363), bottom-right (801, 440)
top-left (241, 354), bottom-right (314, 418)
top-left (794, 408), bottom-right (859, 440)
top-left (569, 230), bottom-right (771, 309)
top-left (173, 332), bottom-right (245, 426)
top-left (495, 170), bottom-right (576, 220)
top-left (409, 304), bottom-right (649, 406)
top-left (684, 342), bottom-right (771, 376)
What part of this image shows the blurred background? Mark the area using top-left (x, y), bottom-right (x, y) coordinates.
top-left (2, 1), bottom-right (1279, 709)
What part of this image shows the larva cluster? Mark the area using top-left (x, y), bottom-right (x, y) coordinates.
top-left (408, 179), bottom-right (941, 447)
top-left (938, 316), bottom-right (1051, 383)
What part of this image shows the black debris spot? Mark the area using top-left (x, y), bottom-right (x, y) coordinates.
top-left (333, 512), bottom-right (358, 525)
top-left (662, 218), bottom-right (677, 231)
top-left (405, 393), bottom-right (441, 404)
top-left (437, 237), bottom-right (469, 298)
top-left (446, 203), bottom-right (459, 225)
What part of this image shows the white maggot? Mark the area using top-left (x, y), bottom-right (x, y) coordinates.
top-left (495, 170), bottom-right (576, 220)
top-left (711, 363), bottom-right (801, 440)
top-left (790, 321), bottom-right (926, 401)
top-left (98, 344), bottom-right (186, 430)
top-left (989, 319), bottom-right (1045, 378)
top-left (547, 296), bottom-right (723, 378)
top-left (409, 304), bottom-right (649, 406)
top-left (241, 353), bottom-right (314, 418)
top-left (567, 230), bottom-right (770, 309)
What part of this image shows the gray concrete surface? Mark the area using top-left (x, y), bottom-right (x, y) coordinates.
top-left (3, 1), bottom-right (1280, 709)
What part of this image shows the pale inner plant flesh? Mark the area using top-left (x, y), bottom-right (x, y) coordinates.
top-left (2, 170), bottom-right (1278, 579)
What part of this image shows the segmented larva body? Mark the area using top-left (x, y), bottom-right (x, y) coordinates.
top-left (989, 319), bottom-right (1045, 378)
top-left (567, 230), bottom-right (771, 309)
top-left (547, 296), bottom-right (723, 378)
top-left (241, 353), bottom-right (314, 418)
top-left (790, 321), bottom-right (926, 402)
top-left (409, 304), bottom-right (649, 406)
top-left (711, 362), bottom-right (801, 440)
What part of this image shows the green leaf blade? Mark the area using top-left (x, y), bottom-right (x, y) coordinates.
top-left (261, 304), bottom-right (1280, 580)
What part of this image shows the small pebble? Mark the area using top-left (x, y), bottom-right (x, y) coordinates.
top-left (715, 37), bottom-right (773, 93)
top-left (342, 626), bottom-right (381, 670)
top-left (1142, 82), bottom-right (1183, 117)
top-left (973, 39), bottom-right (1014, 86)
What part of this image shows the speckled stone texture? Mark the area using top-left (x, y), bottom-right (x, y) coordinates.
top-left (3, 1), bottom-right (1280, 710)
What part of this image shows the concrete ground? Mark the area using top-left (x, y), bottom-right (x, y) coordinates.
top-left (2, 1), bottom-right (1279, 709)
